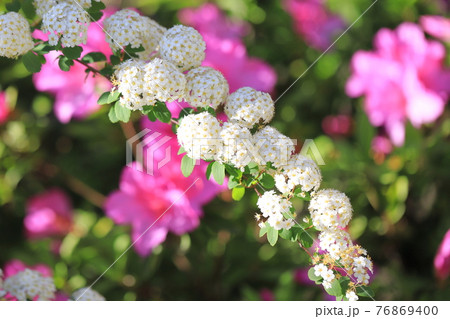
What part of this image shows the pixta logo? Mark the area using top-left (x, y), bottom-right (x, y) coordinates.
top-left (126, 128), bottom-right (172, 175)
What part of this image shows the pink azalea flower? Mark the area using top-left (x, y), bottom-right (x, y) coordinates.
top-left (179, 4), bottom-right (277, 94)
top-left (371, 135), bottom-right (393, 155)
top-left (0, 91), bottom-right (10, 124)
top-left (260, 288), bottom-right (275, 301)
top-left (32, 11), bottom-right (113, 123)
top-left (24, 188), bottom-right (73, 239)
top-left (346, 22), bottom-right (450, 146)
top-left (105, 117), bottom-right (225, 256)
top-left (283, 0), bottom-right (345, 51)
top-left (322, 115), bottom-right (352, 137)
top-left (420, 15), bottom-right (450, 42)
top-left (179, 3), bottom-right (249, 40)
top-left (434, 229), bottom-right (450, 280)
top-left (3, 259), bottom-right (53, 278)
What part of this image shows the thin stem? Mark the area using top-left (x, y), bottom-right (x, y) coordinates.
top-left (298, 242), bottom-right (313, 258)
top-left (74, 58), bottom-right (110, 80)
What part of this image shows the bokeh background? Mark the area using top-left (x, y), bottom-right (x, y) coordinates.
top-left (0, 0), bottom-right (449, 300)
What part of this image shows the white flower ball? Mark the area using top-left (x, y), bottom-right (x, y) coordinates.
top-left (114, 59), bottom-right (147, 110)
top-left (0, 12), bottom-right (34, 58)
top-left (104, 9), bottom-right (166, 59)
top-left (177, 112), bottom-right (221, 160)
top-left (309, 189), bottom-right (353, 231)
top-left (159, 25), bottom-right (206, 71)
top-left (252, 126), bottom-right (295, 168)
top-left (224, 87), bottom-right (274, 128)
top-left (42, 3), bottom-right (90, 47)
top-left (185, 66), bottom-right (229, 109)
top-left (143, 58), bottom-right (186, 104)
top-left (3, 269), bottom-right (55, 301)
top-left (218, 122), bottom-right (254, 169)
top-left (274, 154), bottom-right (322, 194)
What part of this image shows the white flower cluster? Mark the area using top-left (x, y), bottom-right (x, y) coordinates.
top-left (256, 191), bottom-right (294, 230)
top-left (33, 0), bottom-right (100, 17)
top-left (177, 112), bottom-right (221, 160)
top-left (224, 87), bottom-right (275, 128)
top-left (104, 9), bottom-right (166, 59)
top-left (274, 154), bottom-right (322, 194)
top-left (253, 126), bottom-right (295, 168)
top-left (159, 25), bottom-right (206, 71)
top-left (313, 263), bottom-right (336, 289)
top-left (217, 122), bottom-right (254, 169)
top-left (319, 229), bottom-right (352, 259)
top-left (114, 58), bottom-right (185, 110)
top-left (72, 287), bottom-right (105, 301)
top-left (0, 12), bottom-right (34, 59)
top-left (42, 3), bottom-right (90, 47)
top-left (2, 269), bottom-right (55, 301)
top-left (185, 67), bottom-right (229, 109)
top-left (309, 189), bottom-right (352, 231)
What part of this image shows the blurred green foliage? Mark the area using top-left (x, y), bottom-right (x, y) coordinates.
top-left (1, 0), bottom-right (449, 300)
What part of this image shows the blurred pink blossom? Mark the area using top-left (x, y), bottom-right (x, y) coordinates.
top-left (3, 259), bottom-right (53, 278)
top-left (294, 268), bottom-right (315, 286)
top-left (434, 229), bottom-right (450, 280)
top-left (322, 115), bottom-right (352, 137)
top-left (24, 188), bottom-right (73, 239)
top-left (420, 15), bottom-right (450, 42)
top-left (346, 22), bottom-right (450, 146)
top-left (260, 288), bottom-right (275, 301)
top-left (32, 11), bottom-right (113, 123)
top-left (179, 3), bottom-right (249, 40)
top-left (371, 135), bottom-right (393, 155)
top-left (179, 4), bottom-right (277, 94)
top-left (0, 91), bottom-right (10, 124)
top-left (105, 118), bottom-right (225, 256)
top-left (283, 0), bottom-right (345, 50)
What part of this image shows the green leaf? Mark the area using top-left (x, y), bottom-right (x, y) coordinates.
top-left (231, 186), bottom-right (245, 201)
top-left (97, 92), bottom-right (111, 105)
top-left (227, 178), bottom-right (239, 190)
top-left (205, 162), bottom-right (214, 180)
top-left (33, 43), bottom-right (54, 55)
top-left (259, 225), bottom-right (268, 237)
top-left (21, 0), bottom-right (36, 19)
top-left (339, 277), bottom-right (351, 293)
top-left (211, 162), bottom-right (225, 185)
top-left (177, 146), bottom-right (186, 155)
top-left (62, 46), bottom-right (83, 60)
top-left (177, 107), bottom-right (194, 120)
top-left (300, 232), bottom-right (313, 248)
top-left (356, 286), bottom-right (374, 298)
top-left (22, 51), bottom-right (42, 73)
top-left (279, 227), bottom-right (303, 242)
top-left (147, 111), bottom-right (157, 122)
top-left (154, 101), bottom-right (172, 123)
top-left (89, 0), bottom-right (106, 11)
top-left (6, 0), bottom-right (21, 12)
top-left (82, 52), bottom-right (107, 63)
top-left (110, 55), bottom-right (121, 65)
top-left (181, 155), bottom-right (195, 177)
top-left (108, 105), bottom-right (118, 123)
top-left (224, 164), bottom-right (241, 178)
top-left (58, 56), bottom-right (74, 72)
top-left (259, 173), bottom-right (275, 189)
top-left (99, 65), bottom-right (114, 78)
top-left (307, 267), bottom-right (322, 284)
top-left (246, 162), bottom-right (259, 175)
top-left (325, 279), bottom-right (342, 297)
top-left (107, 90), bottom-right (121, 104)
top-left (266, 226), bottom-right (278, 246)
top-left (114, 101), bottom-right (131, 123)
